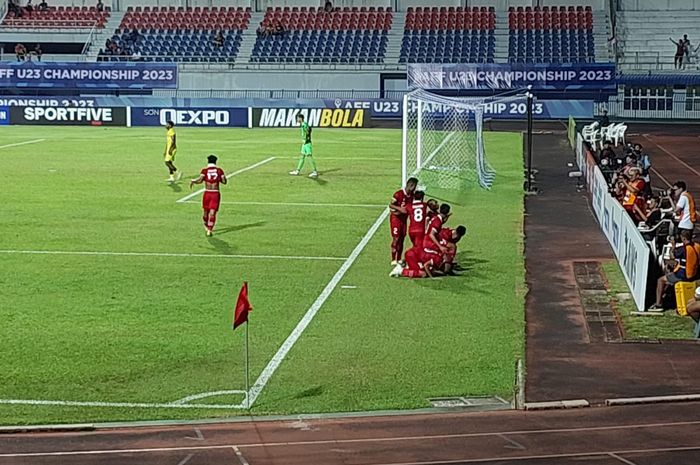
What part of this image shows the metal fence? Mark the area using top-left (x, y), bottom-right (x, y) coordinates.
top-left (597, 88), bottom-right (700, 119)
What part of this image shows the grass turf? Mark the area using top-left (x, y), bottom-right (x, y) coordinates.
top-left (602, 262), bottom-right (696, 340)
top-left (0, 127), bottom-right (524, 425)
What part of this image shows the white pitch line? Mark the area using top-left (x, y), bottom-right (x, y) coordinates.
top-left (233, 446), bottom-right (251, 465)
top-left (184, 200), bottom-right (385, 208)
top-left (176, 157), bottom-right (276, 204)
top-left (0, 398), bottom-right (243, 410)
top-left (0, 138), bottom-right (45, 149)
top-left (245, 207), bottom-right (390, 408)
top-left (0, 250), bottom-right (347, 262)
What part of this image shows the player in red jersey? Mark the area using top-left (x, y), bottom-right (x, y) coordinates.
top-left (189, 154), bottom-right (227, 237)
top-left (426, 198), bottom-right (439, 220)
top-left (388, 177), bottom-right (418, 265)
top-left (390, 203), bottom-right (452, 278)
top-left (439, 225), bottom-right (467, 274)
top-left (421, 203), bottom-right (451, 271)
top-left (406, 190), bottom-right (427, 247)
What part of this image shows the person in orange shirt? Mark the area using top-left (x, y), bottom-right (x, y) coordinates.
top-left (619, 167), bottom-right (646, 220)
top-left (649, 230), bottom-right (700, 312)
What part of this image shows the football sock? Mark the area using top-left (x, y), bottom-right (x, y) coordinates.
top-left (207, 212), bottom-right (217, 230)
top-left (309, 156), bottom-right (317, 171)
top-left (203, 213), bottom-right (208, 227)
top-left (295, 154), bottom-right (306, 172)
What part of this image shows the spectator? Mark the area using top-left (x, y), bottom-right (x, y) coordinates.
top-left (682, 34), bottom-right (692, 63)
top-left (14, 43), bottom-right (27, 61)
top-left (619, 167), bottom-right (646, 220)
top-left (96, 0), bottom-right (104, 12)
top-left (671, 181), bottom-right (696, 234)
top-left (25, 0), bottom-right (33, 14)
top-left (324, 0), bottom-right (333, 13)
top-left (635, 195), bottom-right (662, 229)
top-left (273, 20), bottom-right (286, 36)
top-left (684, 287), bottom-right (700, 323)
top-left (38, 0), bottom-right (48, 11)
top-left (31, 43), bottom-right (42, 61)
top-left (598, 109), bottom-right (610, 127)
top-left (598, 140), bottom-right (618, 182)
top-left (649, 230), bottom-right (700, 312)
top-left (105, 38), bottom-right (112, 50)
top-left (213, 31), bottom-right (224, 48)
top-left (633, 143), bottom-right (652, 194)
top-left (131, 49), bottom-right (141, 61)
top-left (670, 36), bottom-right (687, 70)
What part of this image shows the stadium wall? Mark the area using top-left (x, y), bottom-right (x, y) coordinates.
top-left (618, 0), bottom-right (700, 10)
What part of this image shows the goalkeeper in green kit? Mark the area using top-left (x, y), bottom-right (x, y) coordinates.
top-left (289, 113), bottom-right (318, 178)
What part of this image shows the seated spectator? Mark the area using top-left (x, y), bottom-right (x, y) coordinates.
top-left (671, 181), bottom-right (696, 235)
top-left (14, 43), bottom-right (27, 61)
top-left (273, 20), bottom-right (286, 36)
top-left (649, 230), bottom-right (700, 312)
top-left (131, 49), bottom-right (141, 61)
top-left (598, 109), bottom-right (610, 127)
top-left (635, 195), bottom-right (662, 230)
top-left (30, 43), bottom-right (42, 61)
top-left (213, 31), bottom-right (224, 48)
top-left (684, 287), bottom-right (700, 324)
top-left (598, 140), bottom-right (619, 182)
top-left (105, 38), bottom-right (112, 51)
top-left (96, 0), bottom-right (104, 12)
top-left (324, 0), bottom-right (333, 13)
top-left (38, 0), bottom-right (48, 11)
top-left (25, 0), bottom-right (33, 14)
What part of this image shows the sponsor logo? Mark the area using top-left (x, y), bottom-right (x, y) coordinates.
top-left (23, 107), bottom-right (113, 123)
top-left (255, 108), bottom-right (366, 128)
top-left (0, 106), bottom-right (8, 125)
top-left (10, 106), bottom-right (126, 126)
top-left (150, 109), bottom-right (230, 126)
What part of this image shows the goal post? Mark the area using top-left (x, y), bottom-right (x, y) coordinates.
top-left (402, 89), bottom-right (526, 190)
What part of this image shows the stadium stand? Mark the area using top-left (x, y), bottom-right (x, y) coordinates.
top-left (399, 7), bottom-right (496, 64)
top-left (2, 6), bottom-right (110, 28)
top-left (101, 7), bottom-right (250, 62)
top-left (508, 6), bottom-right (595, 63)
top-left (250, 7), bottom-right (391, 64)
top-left (616, 9), bottom-right (700, 71)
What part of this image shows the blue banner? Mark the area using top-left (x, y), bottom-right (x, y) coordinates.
top-left (0, 106), bottom-right (8, 125)
top-left (131, 107), bottom-right (248, 127)
top-left (407, 63), bottom-right (616, 91)
top-left (0, 62), bottom-right (177, 89)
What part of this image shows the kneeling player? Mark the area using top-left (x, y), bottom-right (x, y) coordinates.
top-left (439, 225), bottom-right (467, 274)
top-left (190, 154), bottom-right (227, 237)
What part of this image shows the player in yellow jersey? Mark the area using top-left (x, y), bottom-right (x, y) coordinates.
top-left (164, 120), bottom-right (181, 183)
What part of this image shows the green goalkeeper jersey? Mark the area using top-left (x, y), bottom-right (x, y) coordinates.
top-left (301, 121), bottom-right (312, 145)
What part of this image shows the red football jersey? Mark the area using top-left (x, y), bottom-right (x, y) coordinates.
top-left (201, 165), bottom-right (225, 186)
top-left (390, 189), bottom-right (412, 219)
top-left (406, 200), bottom-right (428, 233)
top-left (439, 227), bottom-right (453, 244)
top-left (423, 215), bottom-right (444, 251)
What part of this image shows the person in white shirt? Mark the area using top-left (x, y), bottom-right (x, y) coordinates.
top-left (672, 181), bottom-right (696, 234)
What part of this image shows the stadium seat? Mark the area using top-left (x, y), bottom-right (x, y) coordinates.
top-left (2, 6), bottom-right (109, 28)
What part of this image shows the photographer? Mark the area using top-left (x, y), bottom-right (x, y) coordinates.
top-left (598, 140), bottom-right (619, 183)
top-left (634, 195), bottom-right (662, 229)
top-left (619, 167), bottom-right (646, 221)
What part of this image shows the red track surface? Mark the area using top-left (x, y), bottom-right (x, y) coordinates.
top-left (2, 129), bottom-right (700, 465)
top-left (1, 402), bottom-right (700, 465)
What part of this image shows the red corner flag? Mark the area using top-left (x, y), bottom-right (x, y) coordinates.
top-left (233, 282), bottom-right (252, 330)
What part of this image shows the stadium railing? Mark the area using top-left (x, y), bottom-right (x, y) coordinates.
top-left (151, 88), bottom-right (408, 99)
top-left (0, 19), bottom-right (99, 29)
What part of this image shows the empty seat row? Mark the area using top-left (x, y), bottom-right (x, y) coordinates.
top-left (2, 6), bottom-right (109, 28)
top-left (120, 7), bottom-right (250, 31)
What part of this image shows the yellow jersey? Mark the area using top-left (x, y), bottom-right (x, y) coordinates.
top-left (166, 127), bottom-right (176, 154)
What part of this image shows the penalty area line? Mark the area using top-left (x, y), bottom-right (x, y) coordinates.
top-left (0, 250), bottom-right (347, 262)
top-left (176, 157), bottom-right (276, 204)
top-left (183, 200), bottom-right (386, 208)
top-left (0, 139), bottom-right (45, 150)
top-left (246, 207), bottom-right (390, 407)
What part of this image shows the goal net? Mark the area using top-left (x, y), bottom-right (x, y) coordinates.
top-left (402, 89), bottom-right (494, 190)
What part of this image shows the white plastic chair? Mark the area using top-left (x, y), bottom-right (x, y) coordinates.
top-left (612, 124), bottom-right (627, 147)
top-left (582, 121), bottom-right (600, 144)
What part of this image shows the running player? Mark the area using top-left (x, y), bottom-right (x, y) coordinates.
top-left (189, 154), bottom-right (227, 237)
top-left (164, 120), bottom-right (181, 183)
top-left (406, 190), bottom-right (427, 247)
top-left (289, 113), bottom-right (318, 178)
top-left (389, 177), bottom-right (418, 265)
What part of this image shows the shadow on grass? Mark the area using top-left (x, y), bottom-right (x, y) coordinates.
top-left (168, 182), bottom-right (183, 193)
top-left (294, 385), bottom-right (324, 399)
top-left (215, 221), bottom-right (267, 235)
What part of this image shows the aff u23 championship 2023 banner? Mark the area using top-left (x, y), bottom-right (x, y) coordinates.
top-left (0, 62), bottom-right (178, 89)
top-left (408, 63), bottom-right (616, 91)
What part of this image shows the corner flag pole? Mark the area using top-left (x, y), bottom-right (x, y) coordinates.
top-left (245, 320), bottom-right (250, 410)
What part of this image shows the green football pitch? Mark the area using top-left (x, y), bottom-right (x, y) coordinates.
top-left (0, 126), bottom-right (524, 425)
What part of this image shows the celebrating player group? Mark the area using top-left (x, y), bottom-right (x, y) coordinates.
top-left (388, 177), bottom-right (467, 278)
